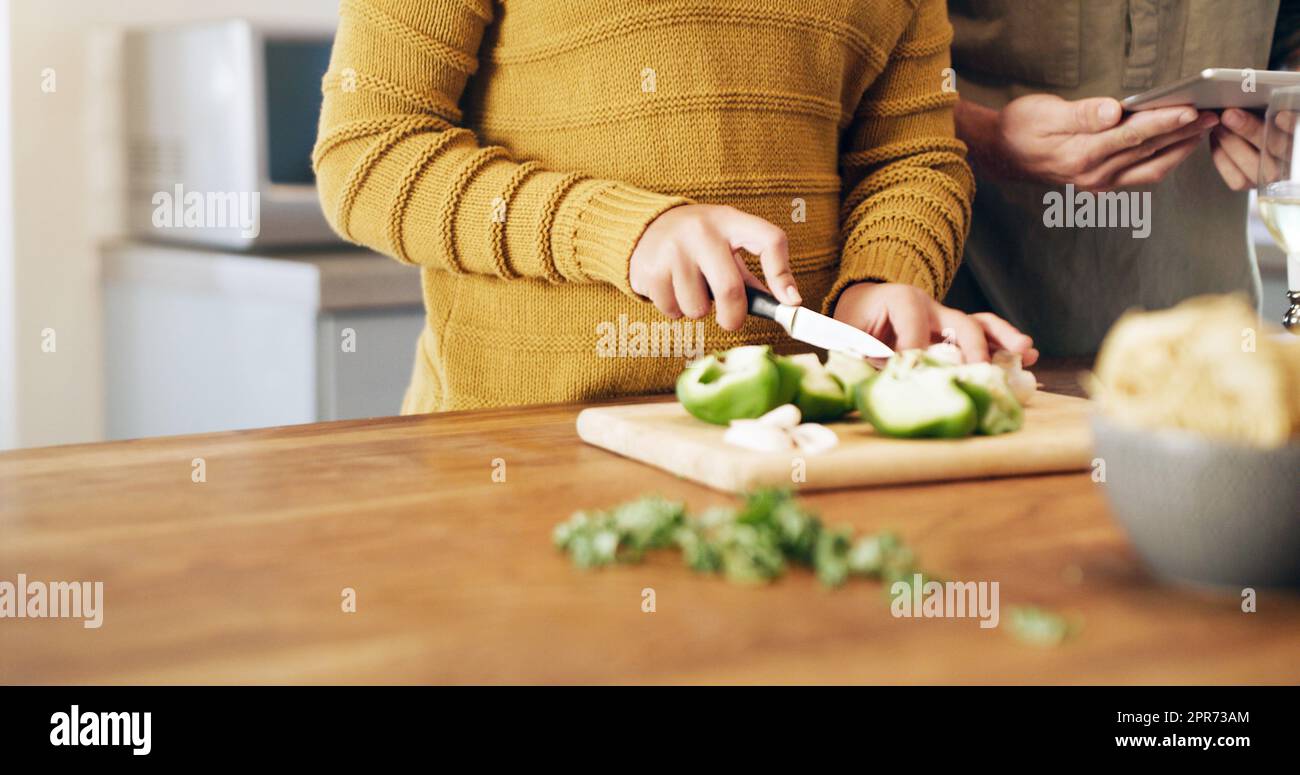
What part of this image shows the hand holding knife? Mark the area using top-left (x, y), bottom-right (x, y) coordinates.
top-left (745, 287), bottom-right (894, 360)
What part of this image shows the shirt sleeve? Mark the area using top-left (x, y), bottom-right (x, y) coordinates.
top-left (312, 0), bottom-right (691, 295)
top-left (825, 0), bottom-right (975, 313)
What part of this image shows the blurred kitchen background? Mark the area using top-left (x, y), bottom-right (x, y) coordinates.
top-left (0, 0), bottom-right (426, 451)
top-left (0, 0), bottom-right (1292, 450)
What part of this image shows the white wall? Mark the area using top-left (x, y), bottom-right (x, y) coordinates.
top-left (0, 0), bottom-right (16, 449)
top-left (4, 0), bottom-right (339, 449)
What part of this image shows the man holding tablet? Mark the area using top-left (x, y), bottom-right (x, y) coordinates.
top-left (946, 0), bottom-right (1297, 354)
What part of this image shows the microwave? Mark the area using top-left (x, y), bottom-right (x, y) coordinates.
top-left (123, 20), bottom-right (341, 249)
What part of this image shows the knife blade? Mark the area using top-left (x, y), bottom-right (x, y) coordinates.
top-left (745, 287), bottom-right (894, 359)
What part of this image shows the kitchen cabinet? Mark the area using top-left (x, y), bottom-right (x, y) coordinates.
top-left (102, 241), bottom-right (424, 439)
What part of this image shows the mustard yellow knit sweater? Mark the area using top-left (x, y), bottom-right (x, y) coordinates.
top-left (314, 0), bottom-right (973, 412)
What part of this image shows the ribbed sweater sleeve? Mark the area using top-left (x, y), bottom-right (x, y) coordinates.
top-left (311, 0), bottom-right (691, 294)
top-left (826, 0), bottom-right (974, 311)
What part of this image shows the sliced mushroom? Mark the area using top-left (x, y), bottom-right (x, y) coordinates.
top-left (791, 423), bottom-right (839, 455)
top-left (993, 349), bottom-right (1038, 405)
top-left (723, 420), bottom-right (795, 453)
top-left (757, 403), bottom-right (801, 430)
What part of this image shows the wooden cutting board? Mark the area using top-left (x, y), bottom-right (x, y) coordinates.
top-left (576, 391), bottom-right (1094, 493)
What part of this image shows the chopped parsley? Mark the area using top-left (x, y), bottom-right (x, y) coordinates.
top-left (553, 490), bottom-right (1076, 646)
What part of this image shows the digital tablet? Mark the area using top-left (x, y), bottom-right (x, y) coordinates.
top-left (1121, 68), bottom-right (1300, 111)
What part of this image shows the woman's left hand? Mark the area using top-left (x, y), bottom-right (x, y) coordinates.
top-left (832, 282), bottom-right (1039, 365)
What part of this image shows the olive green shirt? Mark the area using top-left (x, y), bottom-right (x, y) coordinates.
top-left (947, 0), bottom-right (1281, 355)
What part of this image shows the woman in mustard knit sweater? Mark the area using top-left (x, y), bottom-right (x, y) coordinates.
top-left (313, 0), bottom-right (1037, 413)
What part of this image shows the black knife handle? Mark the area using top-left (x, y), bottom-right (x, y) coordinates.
top-left (745, 286), bottom-right (782, 320)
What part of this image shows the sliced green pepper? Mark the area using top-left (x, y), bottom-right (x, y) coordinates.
top-left (780, 353), bottom-right (852, 423)
top-left (855, 353), bottom-right (977, 438)
top-left (824, 350), bottom-right (877, 398)
top-left (773, 353), bottom-right (803, 406)
top-left (954, 362), bottom-right (1024, 435)
top-left (675, 345), bottom-right (782, 425)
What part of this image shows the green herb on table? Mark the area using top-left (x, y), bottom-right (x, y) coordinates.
top-left (552, 490), bottom-right (1078, 646)
top-left (1007, 605), bottom-right (1075, 647)
top-left (812, 525), bottom-right (854, 587)
top-left (551, 497), bottom-right (686, 567)
top-left (553, 489), bottom-right (913, 588)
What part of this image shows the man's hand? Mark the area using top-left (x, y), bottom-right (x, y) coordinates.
top-left (1210, 109), bottom-right (1266, 190)
top-left (1210, 108), bottom-right (1299, 191)
top-left (630, 205), bottom-right (800, 331)
top-left (833, 282), bottom-right (1039, 366)
top-left (962, 94), bottom-right (1218, 190)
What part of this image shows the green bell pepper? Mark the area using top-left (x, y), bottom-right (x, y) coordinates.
top-left (773, 352), bottom-right (803, 406)
top-left (780, 353), bottom-right (852, 423)
top-left (824, 350), bottom-right (877, 397)
top-left (855, 352), bottom-right (977, 438)
top-left (953, 362), bottom-right (1024, 435)
top-left (675, 345), bottom-right (782, 425)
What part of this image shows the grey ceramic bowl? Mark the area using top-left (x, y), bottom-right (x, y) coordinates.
top-left (1091, 414), bottom-right (1300, 589)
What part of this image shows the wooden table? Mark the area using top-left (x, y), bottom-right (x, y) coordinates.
top-left (2, 360), bottom-right (1297, 685)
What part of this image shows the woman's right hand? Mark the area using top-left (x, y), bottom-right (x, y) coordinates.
top-left (629, 204), bottom-right (801, 331)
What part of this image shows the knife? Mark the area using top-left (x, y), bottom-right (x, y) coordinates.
top-left (745, 287), bottom-right (894, 359)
